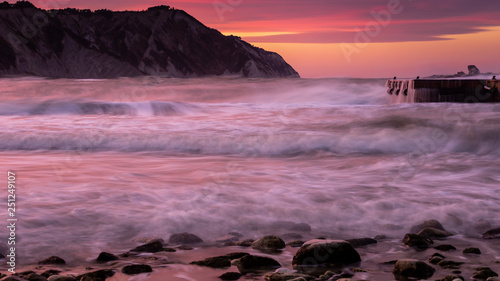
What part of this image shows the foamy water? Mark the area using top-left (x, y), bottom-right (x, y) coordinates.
top-left (0, 77), bottom-right (499, 268)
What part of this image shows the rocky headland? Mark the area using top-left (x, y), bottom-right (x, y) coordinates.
top-left (0, 2), bottom-right (300, 78)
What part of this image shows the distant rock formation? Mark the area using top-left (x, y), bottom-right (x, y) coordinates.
top-left (468, 65), bottom-right (480, 76)
top-left (0, 2), bottom-right (300, 78)
top-left (427, 65), bottom-right (496, 79)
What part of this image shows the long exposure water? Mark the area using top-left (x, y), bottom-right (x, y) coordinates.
top-left (0, 77), bottom-right (499, 278)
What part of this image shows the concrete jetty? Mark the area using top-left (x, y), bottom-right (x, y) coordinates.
top-left (386, 79), bottom-right (500, 103)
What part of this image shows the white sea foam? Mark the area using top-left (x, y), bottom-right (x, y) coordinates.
top-left (0, 77), bottom-right (499, 266)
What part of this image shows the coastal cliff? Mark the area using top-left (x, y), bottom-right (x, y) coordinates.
top-left (0, 3), bottom-right (300, 78)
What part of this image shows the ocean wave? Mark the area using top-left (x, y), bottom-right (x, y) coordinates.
top-left (0, 100), bottom-right (200, 116)
top-left (2, 114), bottom-right (500, 156)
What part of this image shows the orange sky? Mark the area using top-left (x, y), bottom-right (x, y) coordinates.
top-left (33, 0), bottom-right (500, 78)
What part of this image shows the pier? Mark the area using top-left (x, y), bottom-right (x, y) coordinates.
top-left (386, 79), bottom-right (499, 103)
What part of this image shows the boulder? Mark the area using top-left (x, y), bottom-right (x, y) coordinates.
top-left (233, 239), bottom-right (254, 247)
top-left (437, 260), bottom-right (464, 269)
top-left (392, 259), bottom-right (435, 279)
top-left (410, 219), bottom-right (446, 233)
top-left (121, 264), bottom-right (153, 275)
top-left (429, 256), bottom-right (444, 264)
top-left (96, 252), bottom-right (119, 263)
top-left (1, 277), bottom-right (29, 281)
top-left (168, 232), bottom-right (203, 244)
top-left (41, 271), bottom-right (62, 279)
top-left (402, 234), bottom-right (433, 249)
top-left (417, 227), bottom-right (453, 238)
top-left (434, 244), bottom-right (456, 251)
top-left (130, 241), bottom-right (164, 253)
top-left (286, 240), bottom-right (305, 248)
top-left (15, 273), bottom-right (46, 281)
top-left (225, 252), bottom-right (250, 260)
top-left (252, 235), bottom-right (286, 251)
top-left (75, 270), bottom-right (115, 281)
top-left (346, 238), bottom-right (377, 248)
top-left (435, 275), bottom-right (464, 281)
top-left (27, 274), bottom-right (47, 281)
top-left (216, 234), bottom-right (240, 244)
top-left (237, 255), bottom-right (281, 274)
top-left (264, 272), bottom-right (314, 281)
top-left (190, 256), bottom-right (231, 268)
top-left (483, 227), bottom-right (500, 239)
top-left (38, 256), bottom-right (66, 265)
top-left (463, 247), bottom-right (481, 254)
top-left (292, 240), bottom-right (361, 270)
top-left (473, 267), bottom-right (498, 280)
top-left (218, 272), bottom-right (242, 280)
top-left (46, 276), bottom-right (76, 281)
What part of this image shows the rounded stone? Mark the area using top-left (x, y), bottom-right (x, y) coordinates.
top-left (252, 235), bottom-right (286, 251)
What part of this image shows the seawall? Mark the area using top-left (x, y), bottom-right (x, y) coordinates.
top-left (386, 79), bottom-right (500, 103)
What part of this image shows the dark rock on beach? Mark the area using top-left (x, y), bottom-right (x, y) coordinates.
top-left (264, 272), bottom-right (314, 281)
top-left (292, 239), bottom-right (361, 270)
top-left (122, 264), bottom-right (153, 275)
top-left (75, 269), bottom-right (115, 281)
top-left (224, 252), bottom-right (250, 260)
top-left (218, 272), bottom-right (242, 280)
top-left (96, 252), bottom-right (119, 263)
top-left (232, 239), bottom-right (254, 247)
top-left (252, 235), bottom-right (286, 252)
top-left (473, 267), bottom-right (498, 280)
top-left (435, 275), bottom-right (464, 281)
top-left (168, 233), bottom-right (203, 244)
top-left (402, 233), bottom-right (433, 249)
top-left (40, 270), bottom-right (61, 279)
top-left (216, 234), bottom-right (240, 244)
top-left (417, 227), bottom-right (453, 238)
top-left (2, 277), bottom-right (29, 281)
top-left (38, 256), bottom-right (66, 265)
top-left (429, 256), bottom-right (444, 264)
top-left (25, 274), bottom-right (46, 281)
top-left (392, 259), bottom-right (435, 279)
top-left (437, 260), bottom-right (464, 269)
top-left (483, 227), bottom-right (500, 239)
top-left (410, 219), bottom-right (446, 233)
top-left (190, 256), bottom-right (231, 268)
top-left (463, 247), bottom-right (481, 254)
top-left (236, 255), bottom-right (281, 274)
top-left (434, 244), bottom-right (457, 251)
top-left (286, 240), bottom-right (305, 247)
top-left (130, 241), bottom-right (164, 253)
top-left (14, 272), bottom-right (46, 281)
top-left (346, 238), bottom-right (377, 248)
top-left (46, 276), bottom-right (76, 281)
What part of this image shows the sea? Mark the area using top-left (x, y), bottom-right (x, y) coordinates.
top-left (1, 77), bottom-right (500, 274)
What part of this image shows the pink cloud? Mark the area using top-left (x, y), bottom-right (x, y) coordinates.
top-left (31, 0), bottom-right (500, 44)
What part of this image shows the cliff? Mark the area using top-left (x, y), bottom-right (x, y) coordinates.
top-left (0, 4), bottom-right (300, 78)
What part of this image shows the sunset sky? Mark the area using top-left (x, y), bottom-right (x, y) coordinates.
top-left (34, 0), bottom-right (500, 78)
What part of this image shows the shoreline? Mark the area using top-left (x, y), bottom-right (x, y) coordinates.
top-left (2, 220), bottom-right (499, 281)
